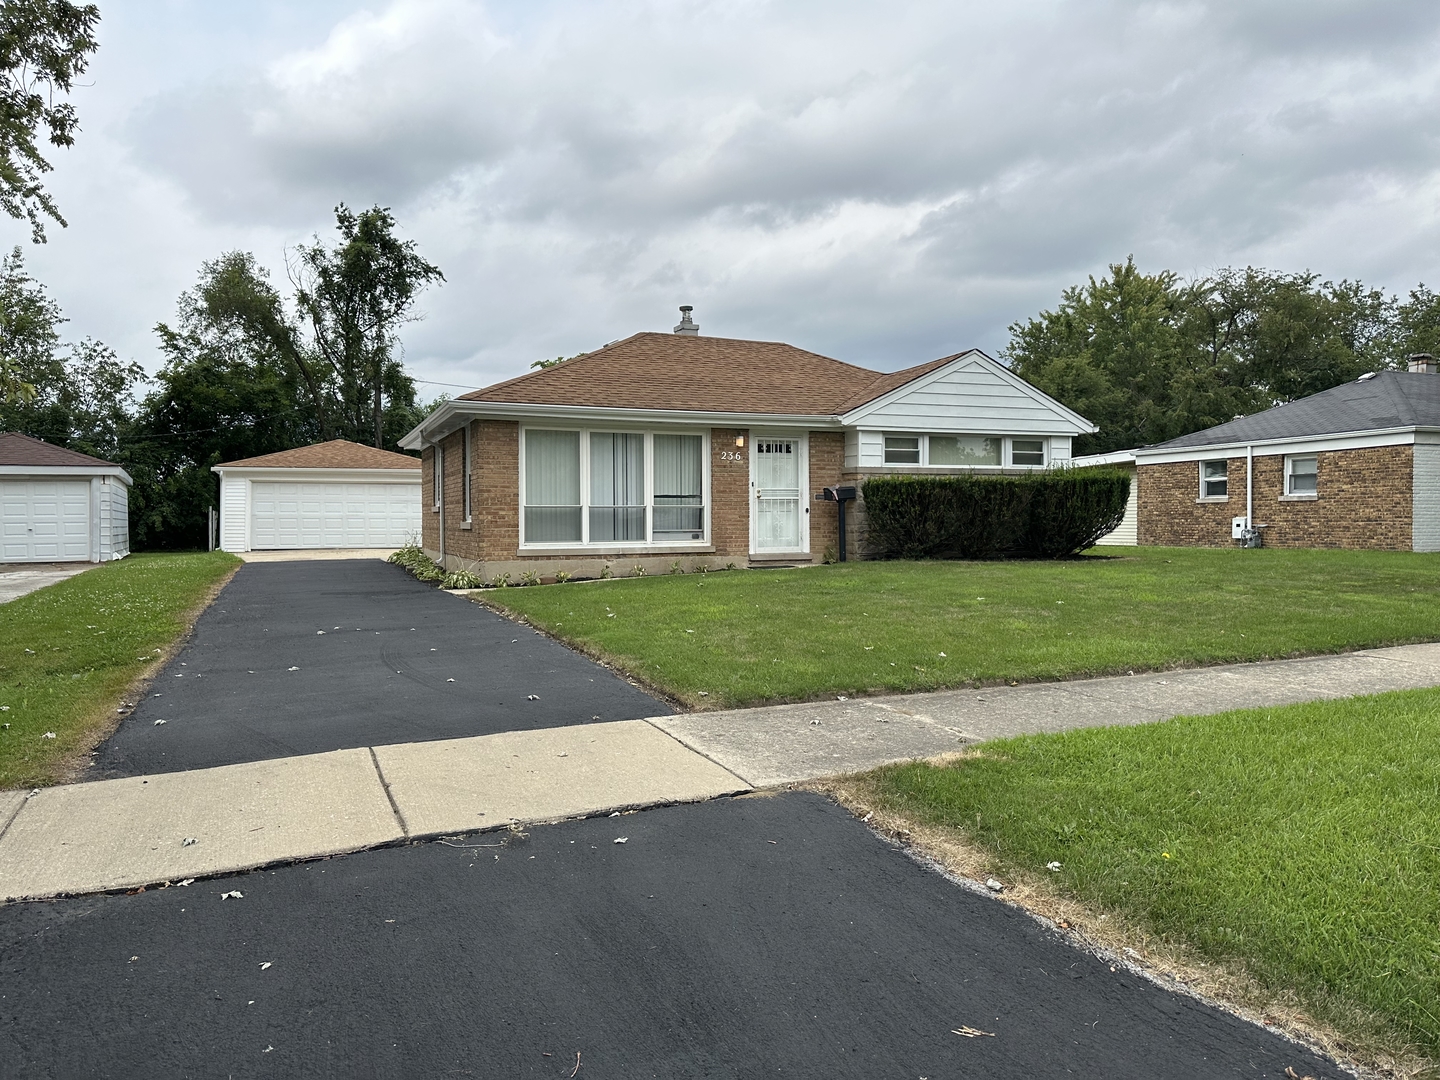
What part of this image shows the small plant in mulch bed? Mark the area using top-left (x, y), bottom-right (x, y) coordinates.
top-left (388, 543), bottom-right (445, 582)
top-left (490, 572), bottom-right (511, 588)
top-left (518, 570), bottom-right (542, 587)
top-left (441, 570), bottom-right (484, 590)
top-left (631, 564), bottom-right (648, 578)
top-left (554, 570), bottom-right (572, 583)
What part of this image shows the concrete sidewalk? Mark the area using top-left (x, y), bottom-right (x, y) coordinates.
top-left (0, 562), bottom-right (96, 604)
top-left (5, 641), bottom-right (1440, 901)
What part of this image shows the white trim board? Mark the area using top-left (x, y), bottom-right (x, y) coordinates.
top-left (1135, 427), bottom-right (1430, 465)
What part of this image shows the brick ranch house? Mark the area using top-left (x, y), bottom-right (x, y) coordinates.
top-left (400, 312), bottom-right (1096, 578)
top-left (1134, 361), bottom-right (1440, 551)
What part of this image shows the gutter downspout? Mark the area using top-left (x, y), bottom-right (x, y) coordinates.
top-left (1246, 444), bottom-right (1253, 529)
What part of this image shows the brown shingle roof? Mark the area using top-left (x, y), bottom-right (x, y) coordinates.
top-left (460, 332), bottom-right (949, 415)
top-left (216, 439), bottom-right (420, 470)
top-left (0, 431), bottom-right (119, 468)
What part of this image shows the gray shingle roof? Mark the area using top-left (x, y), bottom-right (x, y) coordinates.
top-left (1150, 371), bottom-right (1440, 450)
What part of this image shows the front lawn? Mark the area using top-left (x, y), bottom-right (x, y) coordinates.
top-left (849, 687), bottom-right (1440, 1064)
top-left (0, 552), bottom-right (239, 788)
top-left (487, 546), bottom-right (1440, 708)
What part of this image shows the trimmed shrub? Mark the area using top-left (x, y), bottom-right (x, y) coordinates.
top-left (862, 468), bottom-right (1130, 560)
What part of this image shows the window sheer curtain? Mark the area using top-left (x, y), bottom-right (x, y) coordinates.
top-left (653, 434), bottom-right (703, 538)
top-left (590, 432), bottom-right (645, 541)
top-left (524, 430), bottom-right (581, 542)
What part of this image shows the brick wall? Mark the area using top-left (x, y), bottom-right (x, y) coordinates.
top-left (710, 427), bottom-right (750, 558)
top-left (475, 420), bottom-right (520, 561)
top-left (809, 431), bottom-right (846, 560)
top-left (1138, 445), bottom-right (1413, 550)
top-left (420, 445), bottom-right (439, 554)
top-left (440, 426), bottom-right (478, 562)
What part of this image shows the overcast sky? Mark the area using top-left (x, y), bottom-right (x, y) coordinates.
top-left (12, 0), bottom-right (1440, 396)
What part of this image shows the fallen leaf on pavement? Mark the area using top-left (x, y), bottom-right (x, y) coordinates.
top-left (220, 890), bottom-right (243, 900)
top-left (952, 1026), bottom-right (995, 1038)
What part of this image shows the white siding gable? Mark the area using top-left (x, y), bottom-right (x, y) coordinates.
top-left (841, 352), bottom-right (1095, 436)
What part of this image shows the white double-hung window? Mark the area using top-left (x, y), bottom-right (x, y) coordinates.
top-left (522, 428), bottom-right (707, 547)
top-left (1286, 455), bottom-right (1318, 496)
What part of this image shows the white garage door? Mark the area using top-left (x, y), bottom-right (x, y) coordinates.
top-left (1, 481), bottom-right (91, 562)
top-left (249, 482), bottom-right (421, 550)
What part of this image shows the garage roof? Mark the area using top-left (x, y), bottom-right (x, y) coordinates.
top-left (0, 431), bottom-right (120, 468)
top-left (216, 439), bottom-right (420, 470)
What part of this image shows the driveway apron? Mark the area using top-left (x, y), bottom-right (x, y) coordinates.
top-left (91, 560), bottom-right (668, 777)
top-left (0, 793), bottom-right (1342, 1079)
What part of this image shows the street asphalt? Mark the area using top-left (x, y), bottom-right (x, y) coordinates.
top-left (91, 560), bottom-right (669, 777)
top-left (0, 792), bottom-right (1342, 1079)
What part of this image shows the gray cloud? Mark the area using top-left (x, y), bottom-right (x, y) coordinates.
top-left (24, 0), bottom-right (1440, 392)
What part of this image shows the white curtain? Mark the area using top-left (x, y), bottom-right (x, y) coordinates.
top-left (525, 429), bottom-right (581, 542)
top-left (590, 432), bottom-right (645, 541)
top-left (653, 434), bottom-right (703, 538)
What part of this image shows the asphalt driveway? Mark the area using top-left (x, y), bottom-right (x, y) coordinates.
top-left (92, 559), bottom-right (668, 777)
top-left (0, 792), bottom-right (1341, 1079)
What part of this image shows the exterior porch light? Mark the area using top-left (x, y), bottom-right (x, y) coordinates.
top-left (735, 435), bottom-right (745, 447)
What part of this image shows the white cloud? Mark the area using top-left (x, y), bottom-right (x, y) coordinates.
top-left (11, 0), bottom-right (1440, 391)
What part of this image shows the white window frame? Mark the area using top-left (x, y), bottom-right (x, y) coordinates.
top-left (880, 433), bottom-right (1041, 469)
top-left (1284, 454), bottom-right (1318, 499)
top-left (518, 425), bottom-right (711, 550)
top-left (462, 424), bottom-right (472, 523)
top-left (432, 444), bottom-right (442, 511)
top-left (882, 434), bottom-right (922, 465)
top-left (1199, 459), bottom-right (1228, 501)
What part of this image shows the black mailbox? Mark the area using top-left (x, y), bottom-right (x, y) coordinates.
top-left (815, 486), bottom-right (857, 560)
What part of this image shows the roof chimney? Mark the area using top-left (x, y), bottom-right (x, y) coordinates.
top-left (1408, 353), bottom-right (1437, 374)
top-left (673, 305), bottom-right (699, 336)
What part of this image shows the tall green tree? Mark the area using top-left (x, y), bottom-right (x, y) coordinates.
top-left (0, 0), bottom-right (100, 242)
top-left (0, 245), bottom-right (141, 453)
top-left (292, 204), bottom-right (443, 448)
top-left (1007, 258), bottom-right (1402, 454)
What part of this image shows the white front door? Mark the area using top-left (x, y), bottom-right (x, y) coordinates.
top-left (753, 438), bottom-right (805, 552)
top-left (1, 480), bottom-right (91, 561)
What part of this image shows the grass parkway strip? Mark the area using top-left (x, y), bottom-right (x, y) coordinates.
top-left (0, 552), bottom-right (239, 789)
top-left (844, 685), bottom-right (1440, 1070)
top-left (486, 545), bottom-right (1440, 709)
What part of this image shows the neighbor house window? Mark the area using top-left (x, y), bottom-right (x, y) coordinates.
top-left (1286, 455), bottom-right (1318, 496)
top-left (883, 435), bottom-right (921, 464)
top-left (524, 429), bottom-right (582, 542)
top-left (432, 445), bottom-right (443, 510)
top-left (1201, 460), bottom-right (1228, 498)
top-left (462, 425), bottom-right (472, 521)
top-left (522, 428), bottom-right (708, 547)
top-left (929, 436), bottom-right (1001, 466)
top-left (1011, 439), bottom-right (1045, 466)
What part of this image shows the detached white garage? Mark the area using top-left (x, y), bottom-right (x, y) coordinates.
top-left (213, 440), bottom-right (421, 553)
top-left (0, 431), bottom-right (131, 563)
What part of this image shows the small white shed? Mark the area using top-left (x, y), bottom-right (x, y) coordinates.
top-left (0, 432), bottom-right (131, 563)
top-left (212, 440), bottom-right (422, 553)
top-left (1072, 449), bottom-right (1138, 545)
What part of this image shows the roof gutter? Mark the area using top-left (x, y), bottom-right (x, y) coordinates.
top-left (1133, 425), bottom-right (1439, 462)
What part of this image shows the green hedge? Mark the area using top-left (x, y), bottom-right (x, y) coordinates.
top-left (861, 468), bottom-right (1131, 559)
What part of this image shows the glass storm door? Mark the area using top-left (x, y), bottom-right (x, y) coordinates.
top-left (754, 439), bottom-right (802, 551)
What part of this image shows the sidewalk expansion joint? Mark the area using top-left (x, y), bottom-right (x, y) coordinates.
top-left (368, 746), bottom-right (411, 839)
top-left (641, 717), bottom-right (757, 789)
top-left (0, 794), bottom-right (28, 846)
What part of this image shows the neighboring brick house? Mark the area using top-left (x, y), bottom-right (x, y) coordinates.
top-left (1134, 361), bottom-right (1440, 551)
top-left (400, 309), bottom-right (1096, 579)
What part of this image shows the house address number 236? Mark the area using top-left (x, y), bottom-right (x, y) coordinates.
top-left (719, 451), bottom-right (744, 461)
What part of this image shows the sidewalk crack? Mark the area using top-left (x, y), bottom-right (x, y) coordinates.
top-left (368, 747), bottom-right (410, 839)
top-left (0, 793), bottom-right (29, 846)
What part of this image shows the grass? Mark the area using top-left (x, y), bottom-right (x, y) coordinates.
top-left (488, 546), bottom-right (1440, 709)
top-left (849, 687), bottom-right (1440, 1064)
top-left (0, 552), bottom-right (239, 789)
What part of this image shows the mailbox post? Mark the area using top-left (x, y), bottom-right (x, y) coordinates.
top-left (817, 485), bottom-right (858, 561)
